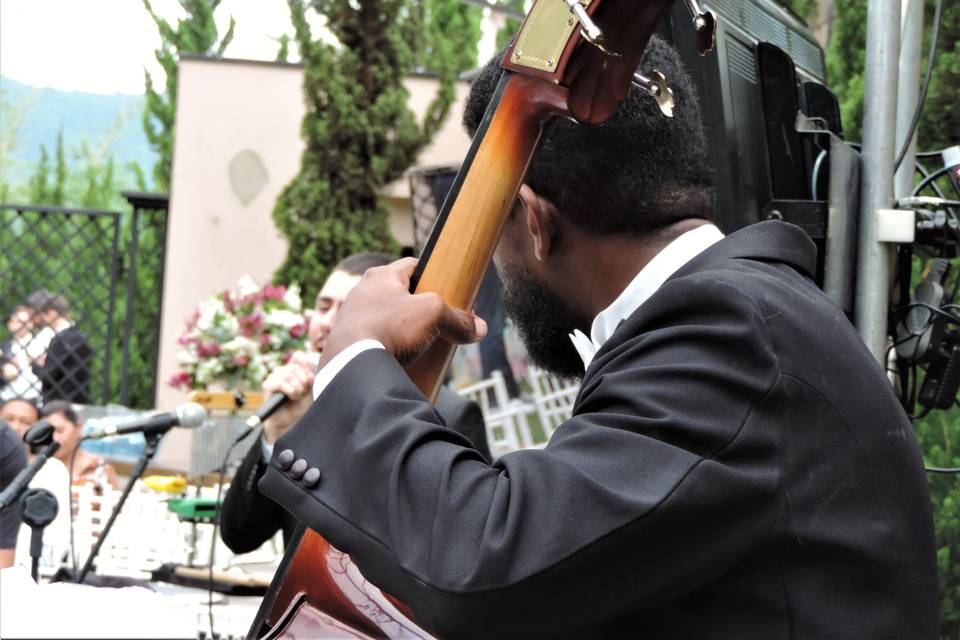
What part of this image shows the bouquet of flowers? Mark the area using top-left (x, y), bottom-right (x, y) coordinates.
top-left (169, 276), bottom-right (308, 390)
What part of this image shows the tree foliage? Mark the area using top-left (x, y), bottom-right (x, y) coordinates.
top-left (142, 0), bottom-right (235, 190)
top-left (495, 1), bottom-right (527, 50)
top-left (272, 0), bottom-right (481, 301)
top-left (916, 0), bottom-right (960, 152)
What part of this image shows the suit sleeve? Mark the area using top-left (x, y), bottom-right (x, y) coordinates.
top-left (220, 439), bottom-right (288, 554)
top-left (259, 275), bottom-right (782, 638)
top-left (434, 387), bottom-right (491, 461)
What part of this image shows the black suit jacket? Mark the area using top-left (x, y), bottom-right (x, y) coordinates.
top-left (261, 222), bottom-right (938, 639)
top-left (35, 325), bottom-right (92, 404)
top-left (220, 385), bottom-right (489, 555)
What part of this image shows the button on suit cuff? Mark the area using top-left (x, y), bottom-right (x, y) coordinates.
top-left (312, 339), bottom-right (386, 400)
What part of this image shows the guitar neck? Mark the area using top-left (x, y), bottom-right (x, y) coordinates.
top-left (405, 72), bottom-right (568, 400)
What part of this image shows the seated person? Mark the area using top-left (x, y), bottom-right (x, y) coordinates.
top-left (220, 253), bottom-right (491, 554)
top-left (0, 421), bottom-right (28, 568)
top-left (40, 401), bottom-right (119, 489)
top-left (0, 397), bottom-right (40, 439)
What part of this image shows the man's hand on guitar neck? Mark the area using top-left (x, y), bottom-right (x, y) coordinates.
top-left (317, 257), bottom-right (488, 370)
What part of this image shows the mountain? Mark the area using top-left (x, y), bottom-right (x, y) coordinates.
top-left (1, 77), bottom-right (158, 186)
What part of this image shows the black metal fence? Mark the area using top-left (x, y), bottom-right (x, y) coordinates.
top-left (0, 193), bottom-right (168, 408)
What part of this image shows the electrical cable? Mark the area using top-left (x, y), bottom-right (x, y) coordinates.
top-left (811, 149), bottom-right (827, 201)
top-left (925, 466), bottom-right (960, 474)
top-left (206, 425), bottom-right (259, 640)
top-left (894, 301), bottom-right (960, 325)
top-left (893, 0), bottom-right (944, 172)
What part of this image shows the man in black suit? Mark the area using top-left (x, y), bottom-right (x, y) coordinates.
top-left (260, 37), bottom-right (938, 638)
top-left (0, 420), bottom-right (28, 568)
top-left (220, 253), bottom-right (490, 554)
top-left (26, 290), bottom-right (92, 405)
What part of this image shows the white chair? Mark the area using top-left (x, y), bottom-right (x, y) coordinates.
top-left (72, 481), bottom-right (193, 578)
top-left (527, 366), bottom-right (580, 440)
top-left (456, 371), bottom-right (536, 457)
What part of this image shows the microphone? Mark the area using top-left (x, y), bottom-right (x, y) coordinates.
top-left (82, 402), bottom-right (208, 440)
top-left (25, 419), bottom-right (56, 454)
top-left (897, 258), bottom-right (950, 363)
top-left (0, 421), bottom-right (60, 509)
top-left (245, 393), bottom-right (285, 429)
top-left (245, 352), bottom-right (321, 429)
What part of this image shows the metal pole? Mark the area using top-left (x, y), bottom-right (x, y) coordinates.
top-left (894, 0), bottom-right (924, 199)
top-left (855, 0), bottom-right (902, 363)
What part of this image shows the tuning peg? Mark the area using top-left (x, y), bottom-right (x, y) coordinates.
top-left (632, 70), bottom-right (675, 118)
top-left (563, 0), bottom-right (601, 44)
top-left (682, 0), bottom-right (717, 55)
top-left (562, 0), bottom-right (621, 57)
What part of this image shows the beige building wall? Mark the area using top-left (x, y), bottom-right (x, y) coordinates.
top-left (154, 57), bottom-right (471, 469)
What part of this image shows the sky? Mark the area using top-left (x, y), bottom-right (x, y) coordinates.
top-left (0, 0), bottom-right (499, 96)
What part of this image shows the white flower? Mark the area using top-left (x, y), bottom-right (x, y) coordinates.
top-left (283, 285), bottom-right (302, 311)
top-left (195, 359), bottom-right (224, 385)
top-left (262, 352), bottom-right (283, 369)
top-left (196, 299), bottom-right (227, 332)
top-left (265, 309), bottom-right (304, 329)
top-left (247, 357), bottom-right (268, 384)
top-left (176, 349), bottom-right (200, 366)
top-left (221, 336), bottom-right (258, 355)
top-left (237, 275), bottom-right (259, 297)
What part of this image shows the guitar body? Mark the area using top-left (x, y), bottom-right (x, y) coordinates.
top-left (257, 526), bottom-right (428, 640)
top-left (248, 1), bottom-right (690, 637)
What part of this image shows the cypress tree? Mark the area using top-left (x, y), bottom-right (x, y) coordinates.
top-left (29, 145), bottom-right (50, 204)
top-left (142, 0), bottom-right (235, 190)
top-left (51, 129), bottom-right (67, 206)
top-left (272, 0), bottom-right (481, 301)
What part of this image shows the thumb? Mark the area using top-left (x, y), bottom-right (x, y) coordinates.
top-left (437, 307), bottom-right (488, 345)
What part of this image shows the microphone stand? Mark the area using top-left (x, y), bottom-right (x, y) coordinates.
top-left (20, 488), bottom-right (59, 582)
top-left (76, 430), bottom-right (164, 584)
top-left (0, 440), bottom-right (60, 510)
top-left (0, 439), bottom-right (60, 583)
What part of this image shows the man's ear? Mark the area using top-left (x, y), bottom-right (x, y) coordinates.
top-left (518, 185), bottom-right (558, 262)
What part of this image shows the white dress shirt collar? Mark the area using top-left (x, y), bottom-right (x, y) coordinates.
top-left (569, 223), bottom-right (724, 370)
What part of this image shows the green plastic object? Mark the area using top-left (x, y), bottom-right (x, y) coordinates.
top-left (166, 497), bottom-right (220, 521)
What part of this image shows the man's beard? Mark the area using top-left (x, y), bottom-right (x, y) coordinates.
top-left (499, 261), bottom-right (585, 381)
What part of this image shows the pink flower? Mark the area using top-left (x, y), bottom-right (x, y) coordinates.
top-left (239, 313), bottom-right (263, 337)
top-left (221, 290), bottom-right (234, 310)
top-left (289, 323), bottom-right (306, 338)
top-left (262, 284), bottom-right (286, 301)
top-left (168, 372), bottom-right (192, 389)
top-left (197, 342), bottom-right (221, 358)
top-left (186, 308), bottom-right (200, 329)
top-left (232, 353), bottom-right (250, 367)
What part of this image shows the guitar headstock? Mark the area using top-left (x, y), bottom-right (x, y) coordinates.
top-left (502, 0), bottom-right (716, 125)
